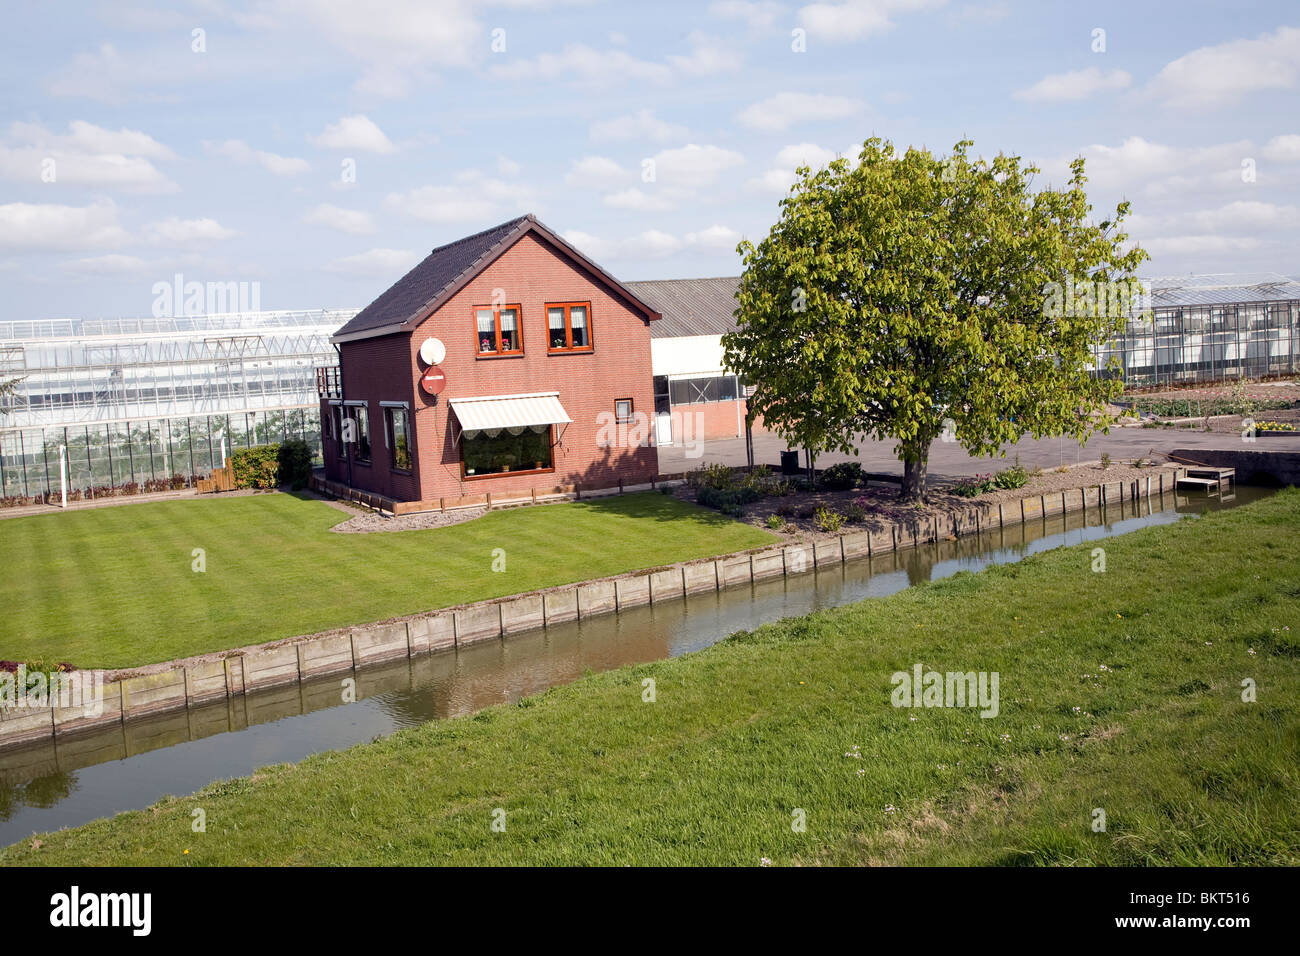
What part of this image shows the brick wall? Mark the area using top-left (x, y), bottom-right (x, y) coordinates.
top-left (332, 232), bottom-right (658, 502)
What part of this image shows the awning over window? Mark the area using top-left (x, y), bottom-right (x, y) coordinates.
top-left (449, 392), bottom-right (572, 439)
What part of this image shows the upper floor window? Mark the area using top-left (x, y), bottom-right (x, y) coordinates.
top-left (547, 302), bottom-right (592, 352)
top-left (475, 304), bottom-right (522, 356)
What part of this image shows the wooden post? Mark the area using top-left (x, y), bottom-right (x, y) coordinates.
top-left (1060, 491), bottom-right (1066, 515)
top-left (619, 477), bottom-right (624, 494)
top-left (998, 503), bottom-right (1004, 528)
top-left (486, 492), bottom-right (492, 509)
top-left (1020, 498), bottom-right (1026, 523)
top-left (531, 488), bottom-right (537, 505)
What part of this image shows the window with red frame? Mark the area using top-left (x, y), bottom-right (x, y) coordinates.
top-left (474, 304), bottom-right (522, 356)
top-left (546, 302), bottom-right (592, 352)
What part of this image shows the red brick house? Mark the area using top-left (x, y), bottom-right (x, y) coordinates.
top-left (320, 215), bottom-right (662, 507)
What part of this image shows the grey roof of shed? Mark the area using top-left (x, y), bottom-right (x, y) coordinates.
top-left (331, 214), bottom-right (661, 343)
top-left (624, 277), bottom-right (741, 338)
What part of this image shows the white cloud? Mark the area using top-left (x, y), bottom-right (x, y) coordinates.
top-left (1014, 67), bottom-right (1132, 103)
top-left (797, 0), bottom-right (943, 43)
top-left (566, 155), bottom-right (629, 189)
top-left (560, 229), bottom-right (612, 259)
top-left (385, 171), bottom-right (535, 223)
top-left (326, 248), bottom-right (422, 277)
top-left (64, 254), bottom-right (152, 276)
top-left (1038, 136), bottom-right (1251, 199)
top-left (1262, 133), bottom-right (1300, 163)
top-left (603, 188), bottom-right (673, 211)
top-left (45, 42), bottom-right (180, 104)
top-left (496, 156), bottom-right (522, 176)
top-left (621, 229), bottom-right (684, 258)
top-left (736, 91), bottom-right (864, 132)
top-left (240, 0), bottom-right (481, 98)
top-left (650, 143), bottom-right (746, 187)
top-left (666, 32), bottom-right (744, 75)
top-left (948, 1), bottom-right (1010, 24)
top-left (590, 109), bottom-right (687, 144)
top-left (685, 225), bottom-right (741, 252)
top-left (145, 217), bottom-right (238, 243)
top-left (0, 120), bottom-right (178, 193)
top-left (560, 225), bottom-right (743, 261)
top-left (303, 203), bottom-right (378, 235)
top-left (1130, 201), bottom-right (1299, 235)
top-left (710, 1), bottom-right (787, 29)
top-left (1145, 26), bottom-right (1300, 108)
top-left (748, 142), bottom-right (847, 192)
top-left (210, 139), bottom-right (311, 175)
top-left (1140, 235), bottom-right (1265, 257)
top-left (493, 44), bottom-right (673, 86)
top-left (0, 200), bottom-right (129, 251)
top-left (309, 115), bottom-right (396, 154)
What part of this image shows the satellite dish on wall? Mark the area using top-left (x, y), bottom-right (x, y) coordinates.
top-left (419, 337), bottom-right (446, 366)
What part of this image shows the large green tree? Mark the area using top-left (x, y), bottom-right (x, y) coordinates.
top-left (724, 138), bottom-right (1148, 502)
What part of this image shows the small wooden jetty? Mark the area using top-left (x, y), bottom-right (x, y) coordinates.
top-left (1176, 466), bottom-right (1235, 496)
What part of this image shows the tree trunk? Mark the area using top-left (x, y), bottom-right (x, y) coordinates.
top-left (900, 444), bottom-right (928, 503)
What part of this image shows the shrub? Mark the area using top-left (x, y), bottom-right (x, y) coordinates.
top-left (1255, 420), bottom-right (1296, 432)
top-left (993, 464), bottom-right (1028, 489)
top-left (814, 506), bottom-right (845, 533)
top-left (1100, 453), bottom-right (1112, 470)
top-left (775, 503), bottom-right (796, 517)
top-left (277, 438), bottom-right (313, 489)
top-left (696, 484), bottom-right (760, 513)
top-left (687, 463), bottom-right (735, 491)
top-left (845, 502), bottom-right (868, 523)
top-left (230, 444), bottom-right (281, 489)
top-left (820, 461), bottom-right (864, 490)
top-left (765, 513), bottom-right (784, 530)
top-left (796, 504), bottom-right (817, 520)
top-left (953, 473), bottom-right (995, 497)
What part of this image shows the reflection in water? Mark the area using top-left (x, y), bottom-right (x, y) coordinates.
top-left (0, 487), bottom-right (1272, 845)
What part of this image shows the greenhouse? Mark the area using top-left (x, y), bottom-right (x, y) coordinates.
top-left (1094, 273), bottom-right (1300, 386)
top-left (0, 310), bottom-right (352, 502)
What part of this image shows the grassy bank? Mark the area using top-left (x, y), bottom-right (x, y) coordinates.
top-left (6, 489), bottom-right (1299, 866)
top-left (0, 491), bottom-right (772, 669)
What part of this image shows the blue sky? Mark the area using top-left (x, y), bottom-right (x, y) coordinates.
top-left (1, 0), bottom-right (1297, 321)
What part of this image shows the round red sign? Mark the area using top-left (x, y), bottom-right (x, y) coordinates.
top-left (420, 366), bottom-right (447, 395)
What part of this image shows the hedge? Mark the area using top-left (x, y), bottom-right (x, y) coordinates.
top-left (230, 444), bottom-right (281, 489)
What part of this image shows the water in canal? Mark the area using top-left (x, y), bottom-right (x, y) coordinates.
top-left (0, 486), bottom-right (1275, 845)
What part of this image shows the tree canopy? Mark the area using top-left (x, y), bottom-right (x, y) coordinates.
top-left (723, 137), bottom-right (1148, 501)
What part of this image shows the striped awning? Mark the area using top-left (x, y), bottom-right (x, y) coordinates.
top-left (449, 392), bottom-right (572, 438)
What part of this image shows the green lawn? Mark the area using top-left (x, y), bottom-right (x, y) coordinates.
top-left (7, 489), bottom-right (1298, 866)
top-left (0, 491), bottom-right (773, 669)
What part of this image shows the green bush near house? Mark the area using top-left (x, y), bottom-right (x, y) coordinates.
top-left (276, 438), bottom-right (313, 489)
top-left (820, 461), bottom-right (865, 490)
top-left (230, 444), bottom-right (281, 489)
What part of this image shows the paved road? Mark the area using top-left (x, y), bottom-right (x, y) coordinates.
top-left (658, 426), bottom-right (1249, 480)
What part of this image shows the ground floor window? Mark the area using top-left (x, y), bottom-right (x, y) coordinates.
top-left (344, 403), bottom-right (370, 463)
top-left (669, 374), bottom-right (741, 405)
top-left (385, 405), bottom-right (412, 471)
top-left (462, 425), bottom-right (552, 477)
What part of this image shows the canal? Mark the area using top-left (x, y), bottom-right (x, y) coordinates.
top-left (0, 486), bottom-right (1275, 845)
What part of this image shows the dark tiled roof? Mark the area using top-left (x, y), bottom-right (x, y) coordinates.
top-left (332, 216), bottom-right (531, 341)
top-left (625, 277), bottom-right (741, 338)
top-left (332, 214), bottom-right (660, 342)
